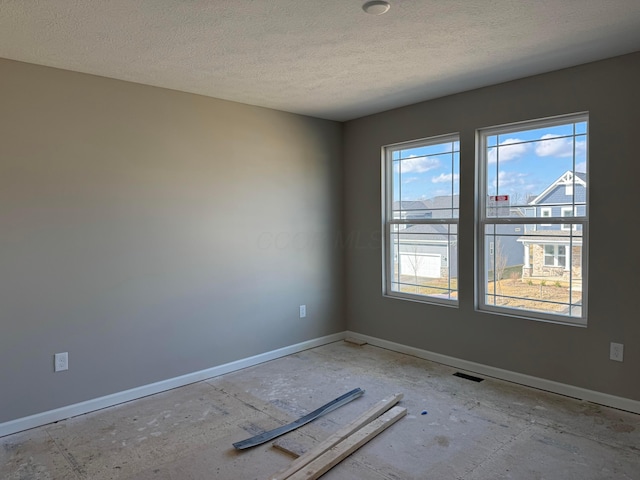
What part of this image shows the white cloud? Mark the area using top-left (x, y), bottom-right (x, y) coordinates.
top-left (575, 161), bottom-right (587, 173)
top-left (498, 170), bottom-right (527, 187)
top-left (432, 173), bottom-right (460, 183)
top-left (495, 171), bottom-right (528, 188)
top-left (492, 171), bottom-right (541, 201)
top-left (535, 134), bottom-right (586, 158)
top-left (398, 155), bottom-right (440, 173)
top-left (488, 139), bottom-right (528, 164)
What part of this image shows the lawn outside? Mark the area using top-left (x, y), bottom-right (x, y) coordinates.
top-left (396, 276), bottom-right (458, 299)
top-left (486, 278), bottom-right (579, 314)
top-left (395, 272), bottom-right (581, 315)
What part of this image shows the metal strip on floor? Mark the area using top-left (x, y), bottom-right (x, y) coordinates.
top-left (232, 388), bottom-right (365, 450)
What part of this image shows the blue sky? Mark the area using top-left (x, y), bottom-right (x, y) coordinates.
top-left (393, 121), bottom-right (587, 206)
top-left (392, 140), bottom-right (460, 203)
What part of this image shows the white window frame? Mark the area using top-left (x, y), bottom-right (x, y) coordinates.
top-left (476, 113), bottom-right (588, 326)
top-left (540, 207), bottom-right (552, 226)
top-left (382, 133), bottom-right (459, 306)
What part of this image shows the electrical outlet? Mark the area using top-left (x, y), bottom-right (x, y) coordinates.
top-left (54, 352), bottom-right (69, 372)
top-left (299, 305), bottom-right (306, 318)
top-left (610, 343), bottom-right (624, 362)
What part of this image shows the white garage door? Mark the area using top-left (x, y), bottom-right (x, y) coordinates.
top-left (399, 253), bottom-right (441, 278)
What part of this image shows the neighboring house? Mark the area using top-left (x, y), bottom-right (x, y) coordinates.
top-left (394, 200), bottom-right (434, 228)
top-left (395, 194), bottom-right (539, 282)
top-left (518, 171), bottom-right (586, 280)
top-left (394, 195), bottom-right (524, 280)
top-left (485, 207), bottom-right (526, 279)
top-left (397, 223), bottom-right (457, 279)
top-left (393, 196), bottom-right (457, 279)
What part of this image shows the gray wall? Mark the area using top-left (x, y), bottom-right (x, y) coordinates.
top-left (0, 59), bottom-right (344, 423)
top-left (344, 52), bottom-right (640, 402)
top-left (2, 51), bottom-right (638, 425)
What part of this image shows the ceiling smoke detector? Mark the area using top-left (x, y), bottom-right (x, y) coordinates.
top-left (362, 0), bottom-right (391, 15)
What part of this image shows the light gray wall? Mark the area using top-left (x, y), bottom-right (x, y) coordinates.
top-left (0, 59), bottom-right (344, 423)
top-left (344, 52), bottom-right (640, 402)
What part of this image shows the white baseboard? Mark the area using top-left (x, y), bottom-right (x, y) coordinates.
top-left (4, 329), bottom-right (637, 438)
top-left (346, 331), bottom-right (640, 415)
top-left (0, 332), bottom-right (346, 438)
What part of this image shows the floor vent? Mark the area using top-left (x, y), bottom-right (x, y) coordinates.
top-left (453, 372), bottom-right (484, 382)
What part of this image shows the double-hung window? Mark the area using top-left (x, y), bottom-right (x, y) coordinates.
top-left (382, 134), bottom-right (459, 305)
top-left (544, 245), bottom-right (567, 267)
top-left (477, 113), bottom-right (588, 324)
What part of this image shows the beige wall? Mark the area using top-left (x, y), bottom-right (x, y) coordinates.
top-left (0, 59), bottom-right (344, 422)
top-left (344, 52), bottom-right (640, 402)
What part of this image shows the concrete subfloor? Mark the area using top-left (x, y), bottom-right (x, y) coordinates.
top-left (2, 341), bottom-right (639, 479)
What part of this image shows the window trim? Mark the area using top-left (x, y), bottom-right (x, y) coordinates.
top-left (561, 206), bottom-right (578, 231)
top-left (382, 133), bottom-right (460, 306)
top-left (476, 112), bottom-right (589, 326)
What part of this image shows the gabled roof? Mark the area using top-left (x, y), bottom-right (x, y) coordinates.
top-left (422, 195), bottom-right (459, 210)
top-left (392, 195), bottom-right (459, 211)
top-left (528, 171), bottom-right (586, 205)
top-left (398, 223), bottom-right (452, 242)
top-left (392, 200), bottom-right (429, 211)
top-left (517, 229), bottom-right (583, 245)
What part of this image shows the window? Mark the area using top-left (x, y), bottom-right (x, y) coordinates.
top-left (544, 245), bottom-right (567, 267)
top-left (383, 134), bottom-right (459, 304)
top-left (478, 113), bottom-right (588, 324)
top-left (561, 207), bottom-right (577, 230)
top-left (540, 207), bottom-right (552, 226)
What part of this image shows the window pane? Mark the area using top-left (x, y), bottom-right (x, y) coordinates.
top-left (558, 246), bottom-right (566, 268)
top-left (393, 148), bottom-right (460, 205)
top-left (390, 226), bottom-right (457, 300)
top-left (484, 232), bottom-right (582, 318)
top-left (544, 245), bottom-right (554, 266)
top-left (575, 121), bottom-right (587, 135)
top-left (486, 118), bottom-right (587, 219)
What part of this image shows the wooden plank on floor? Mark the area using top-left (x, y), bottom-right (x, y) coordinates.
top-left (269, 393), bottom-right (402, 480)
top-left (273, 437), bottom-right (306, 458)
top-left (285, 406), bottom-right (407, 480)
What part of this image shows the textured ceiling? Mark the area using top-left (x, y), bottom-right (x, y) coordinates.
top-left (1, 0), bottom-right (640, 121)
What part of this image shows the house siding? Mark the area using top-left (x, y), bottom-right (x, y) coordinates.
top-left (536, 184), bottom-right (586, 206)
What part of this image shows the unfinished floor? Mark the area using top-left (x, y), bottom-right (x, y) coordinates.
top-left (2, 341), bottom-right (639, 479)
